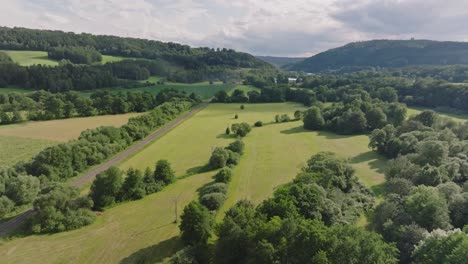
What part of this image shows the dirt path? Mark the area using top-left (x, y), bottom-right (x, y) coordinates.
top-left (0, 103), bottom-right (208, 237)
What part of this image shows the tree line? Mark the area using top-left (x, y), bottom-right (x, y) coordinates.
top-left (0, 89), bottom-right (191, 124)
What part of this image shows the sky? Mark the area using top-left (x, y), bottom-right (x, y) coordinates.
top-left (1, 0), bottom-right (468, 57)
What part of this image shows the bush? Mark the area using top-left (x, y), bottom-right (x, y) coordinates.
top-left (90, 167), bottom-right (123, 210)
top-left (254, 121), bottom-right (263, 127)
top-left (0, 196), bottom-right (14, 218)
top-left (209, 147), bottom-right (230, 169)
top-left (154, 159), bottom-right (176, 185)
top-left (240, 105), bottom-right (245, 110)
top-left (215, 167), bottom-right (233, 183)
top-left (200, 183), bottom-right (228, 196)
top-left (227, 151), bottom-right (240, 166)
top-left (200, 192), bottom-right (226, 211)
top-left (234, 114), bottom-right (238, 119)
top-left (226, 139), bottom-right (245, 154)
top-left (231, 122), bottom-right (251, 137)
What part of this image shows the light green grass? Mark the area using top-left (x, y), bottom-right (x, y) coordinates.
top-left (0, 171), bottom-right (213, 264)
top-left (101, 55), bottom-right (125, 64)
top-left (408, 106), bottom-right (468, 122)
top-left (0, 136), bottom-right (57, 167)
top-left (1, 50), bottom-right (58, 66)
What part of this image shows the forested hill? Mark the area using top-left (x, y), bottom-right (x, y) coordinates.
top-left (286, 39), bottom-right (468, 72)
top-left (256, 55), bottom-right (305, 68)
top-left (0, 27), bottom-right (269, 69)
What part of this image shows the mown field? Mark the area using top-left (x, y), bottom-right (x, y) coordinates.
top-left (0, 103), bottom-right (388, 263)
top-left (0, 112), bottom-right (143, 167)
top-left (0, 136), bottom-right (56, 167)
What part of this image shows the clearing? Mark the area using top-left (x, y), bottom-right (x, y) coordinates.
top-left (0, 50), bottom-right (58, 66)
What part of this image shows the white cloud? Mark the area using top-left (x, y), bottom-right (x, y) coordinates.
top-left (1, 0), bottom-right (468, 56)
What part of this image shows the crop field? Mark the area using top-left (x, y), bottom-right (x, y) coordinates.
top-left (0, 103), bottom-right (388, 263)
top-left (0, 112), bottom-right (143, 142)
top-left (0, 50), bottom-right (59, 66)
top-left (0, 136), bottom-right (56, 167)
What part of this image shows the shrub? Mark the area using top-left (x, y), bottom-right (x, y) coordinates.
top-left (234, 114), bottom-right (238, 119)
top-left (0, 196), bottom-right (14, 218)
top-left (200, 193), bottom-right (226, 211)
top-left (200, 183), bottom-right (228, 196)
top-left (240, 105), bottom-right (245, 110)
top-left (209, 147), bottom-right (230, 169)
top-left (154, 159), bottom-right (176, 185)
top-left (231, 122), bottom-right (251, 137)
top-left (227, 151), bottom-right (240, 166)
top-left (226, 139), bottom-right (245, 154)
top-left (225, 127), bottom-right (230, 135)
top-left (215, 167), bottom-right (233, 183)
top-left (254, 121), bottom-right (263, 127)
top-left (90, 167), bottom-right (123, 210)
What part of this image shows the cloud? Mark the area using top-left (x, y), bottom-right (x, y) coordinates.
top-left (1, 0), bottom-right (468, 56)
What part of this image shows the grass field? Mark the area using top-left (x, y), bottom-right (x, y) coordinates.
top-left (0, 87), bottom-right (31, 94)
top-left (0, 103), bottom-right (387, 263)
top-left (0, 136), bottom-right (56, 167)
top-left (0, 50), bottom-right (58, 66)
top-left (0, 113), bottom-right (143, 142)
top-left (408, 106), bottom-right (468, 122)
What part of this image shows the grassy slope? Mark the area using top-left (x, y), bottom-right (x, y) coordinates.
top-left (228, 85), bottom-right (260, 95)
top-left (0, 112), bottom-right (143, 142)
top-left (0, 136), bottom-right (56, 167)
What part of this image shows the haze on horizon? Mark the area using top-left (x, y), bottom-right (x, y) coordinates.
top-left (2, 0), bottom-right (468, 57)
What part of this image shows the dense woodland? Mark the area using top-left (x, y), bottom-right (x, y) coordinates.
top-left (287, 39), bottom-right (468, 72)
top-left (48, 46), bottom-right (102, 64)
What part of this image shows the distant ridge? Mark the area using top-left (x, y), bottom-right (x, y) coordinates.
top-left (286, 39), bottom-right (468, 72)
top-left (256, 55), bottom-right (305, 68)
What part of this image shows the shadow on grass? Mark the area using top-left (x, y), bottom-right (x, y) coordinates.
top-left (350, 151), bottom-right (386, 174)
top-left (316, 130), bottom-right (361, 139)
top-left (179, 164), bottom-right (213, 179)
top-left (280, 126), bottom-right (309, 135)
top-left (119, 236), bottom-right (182, 264)
top-left (216, 133), bottom-right (236, 139)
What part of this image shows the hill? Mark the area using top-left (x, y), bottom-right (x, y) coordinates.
top-left (0, 27), bottom-right (270, 69)
top-left (286, 39), bottom-right (468, 72)
top-left (256, 55), bottom-right (305, 68)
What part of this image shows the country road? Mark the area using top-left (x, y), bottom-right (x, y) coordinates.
top-left (0, 102), bottom-right (208, 237)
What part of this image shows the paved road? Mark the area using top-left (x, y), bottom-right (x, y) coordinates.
top-left (0, 102), bottom-right (208, 237)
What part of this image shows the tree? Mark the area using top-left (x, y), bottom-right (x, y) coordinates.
top-left (6, 175), bottom-right (40, 205)
top-left (215, 167), bottom-right (233, 183)
top-left (118, 168), bottom-right (145, 201)
top-left (338, 109), bottom-right (367, 134)
top-left (254, 121), bottom-right (263, 127)
top-left (366, 107), bottom-right (388, 130)
top-left (214, 90), bottom-right (229, 102)
top-left (377, 87), bottom-right (398, 102)
top-left (303, 106), bottom-right (325, 130)
top-left (90, 167), bottom-right (123, 210)
top-left (154, 160), bottom-right (176, 185)
top-left (413, 110), bottom-right (437, 127)
top-left (0, 196), bottom-right (14, 218)
top-left (416, 140), bottom-right (448, 167)
top-left (240, 105), bottom-right (245, 110)
top-left (226, 139), bottom-right (245, 154)
top-left (294, 110), bottom-right (302, 120)
top-left (412, 229), bottom-right (468, 264)
top-left (404, 186), bottom-right (451, 230)
top-left (231, 123), bottom-right (251, 137)
top-left (209, 147), bottom-right (230, 169)
top-left (200, 193), bottom-right (226, 210)
top-left (179, 201), bottom-right (212, 246)
top-left (225, 126), bottom-right (230, 135)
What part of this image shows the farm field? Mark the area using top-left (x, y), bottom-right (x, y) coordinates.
top-left (0, 112), bottom-right (143, 142)
top-left (0, 136), bottom-right (56, 167)
top-left (0, 50), bottom-right (58, 66)
top-left (0, 103), bottom-right (388, 263)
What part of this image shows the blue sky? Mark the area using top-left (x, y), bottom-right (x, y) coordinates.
top-left (2, 0), bottom-right (468, 57)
